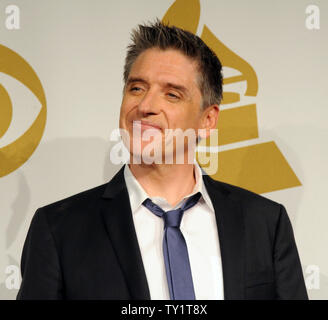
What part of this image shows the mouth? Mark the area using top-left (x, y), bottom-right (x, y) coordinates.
top-left (132, 120), bottom-right (162, 132)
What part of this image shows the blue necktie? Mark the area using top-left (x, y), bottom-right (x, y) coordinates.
top-left (142, 192), bottom-right (201, 300)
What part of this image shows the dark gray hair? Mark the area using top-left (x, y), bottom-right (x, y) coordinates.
top-left (123, 20), bottom-right (223, 109)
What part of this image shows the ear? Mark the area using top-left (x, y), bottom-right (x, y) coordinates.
top-left (198, 104), bottom-right (219, 139)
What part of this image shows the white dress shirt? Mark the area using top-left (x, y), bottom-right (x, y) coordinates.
top-left (124, 162), bottom-right (224, 300)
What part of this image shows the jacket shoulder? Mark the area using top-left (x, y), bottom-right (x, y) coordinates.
top-left (34, 182), bottom-right (109, 229)
top-left (42, 183), bottom-right (107, 211)
top-left (206, 175), bottom-right (278, 204)
top-left (204, 176), bottom-right (283, 218)
top-left (205, 177), bottom-right (289, 241)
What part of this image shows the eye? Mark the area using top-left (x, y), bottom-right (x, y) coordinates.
top-left (129, 86), bottom-right (143, 93)
top-left (167, 92), bottom-right (180, 100)
top-left (0, 73), bottom-right (41, 148)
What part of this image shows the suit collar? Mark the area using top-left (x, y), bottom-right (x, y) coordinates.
top-left (102, 165), bottom-right (126, 199)
top-left (101, 165), bottom-right (150, 299)
top-left (123, 162), bottom-right (215, 213)
top-left (203, 175), bottom-right (245, 300)
top-left (101, 166), bottom-right (245, 300)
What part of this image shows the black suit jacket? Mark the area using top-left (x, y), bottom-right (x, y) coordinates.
top-left (17, 165), bottom-right (308, 300)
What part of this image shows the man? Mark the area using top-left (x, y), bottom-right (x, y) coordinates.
top-left (17, 21), bottom-right (308, 300)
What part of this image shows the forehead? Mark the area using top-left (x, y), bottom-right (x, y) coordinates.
top-left (128, 48), bottom-right (200, 88)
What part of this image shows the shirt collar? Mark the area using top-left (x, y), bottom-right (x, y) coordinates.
top-left (123, 162), bottom-right (215, 213)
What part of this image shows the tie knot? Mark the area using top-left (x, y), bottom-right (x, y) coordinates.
top-left (142, 192), bottom-right (202, 229)
top-left (164, 209), bottom-right (184, 228)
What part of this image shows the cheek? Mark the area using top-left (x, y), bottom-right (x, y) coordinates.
top-left (119, 105), bottom-right (131, 129)
top-left (119, 105), bottom-right (125, 120)
top-left (179, 114), bottom-right (201, 132)
top-left (181, 106), bottom-right (199, 123)
top-left (120, 100), bottom-right (133, 119)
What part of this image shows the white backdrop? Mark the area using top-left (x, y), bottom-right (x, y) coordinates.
top-left (0, 0), bottom-right (327, 299)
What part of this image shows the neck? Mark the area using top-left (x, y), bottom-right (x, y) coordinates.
top-left (128, 162), bottom-right (196, 207)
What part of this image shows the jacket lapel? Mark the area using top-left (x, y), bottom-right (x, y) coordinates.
top-left (100, 165), bottom-right (150, 299)
top-left (204, 175), bottom-right (245, 300)
top-left (100, 165), bottom-right (245, 300)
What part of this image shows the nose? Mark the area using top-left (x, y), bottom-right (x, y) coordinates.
top-left (138, 88), bottom-right (160, 116)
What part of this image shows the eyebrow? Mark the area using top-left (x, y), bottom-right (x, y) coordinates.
top-left (126, 77), bottom-right (190, 97)
top-left (126, 77), bottom-right (148, 87)
top-left (164, 82), bottom-right (189, 96)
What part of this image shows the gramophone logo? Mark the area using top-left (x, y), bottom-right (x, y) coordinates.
top-left (0, 44), bottom-right (46, 177)
top-left (163, 0), bottom-right (301, 194)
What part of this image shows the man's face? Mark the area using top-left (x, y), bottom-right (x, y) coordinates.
top-left (119, 48), bottom-right (205, 163)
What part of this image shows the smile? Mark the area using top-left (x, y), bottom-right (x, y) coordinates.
top-left (132, 120), bottom-right (162, 132)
